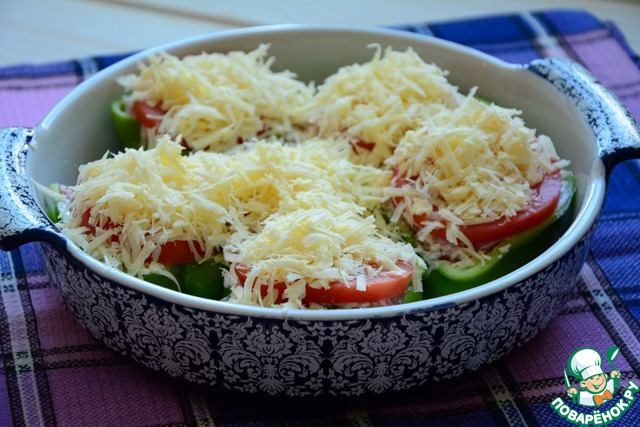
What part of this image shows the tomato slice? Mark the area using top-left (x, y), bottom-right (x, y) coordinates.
top-left (155, 240), bottom-right (204, 265)
top-left (351, 139), bottom-right (376, 152)
top-left (234, 262), bottom-right (414, 305)
top-left (81, 209), bottom-right (203, 265)
top-left (132, 100), bottom-right (165, 128)
top-left (81, 209), bottom-right (117, 240)
top-left (396, 171), bottom-right (562, 247)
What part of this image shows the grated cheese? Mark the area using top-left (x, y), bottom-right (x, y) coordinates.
top-left (224, 208), bottom-right (419, 308)
top-left (56, 45), bottom-right (571, 306)
top-left (302, 45), bottom-right (463, 166)
top-left (117, 44), bottom-right (314, 152)
top-left (385, 91), bottom-right (568, 266)
top-left (59, 136), bottom-right (424, 308)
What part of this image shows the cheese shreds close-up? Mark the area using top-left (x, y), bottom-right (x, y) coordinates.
top-left (58, 136), bottom-right (424, 308)
top-left (116, 44), bottom-right (314, 152)
top-left (224, 207), bottom-right (421, 308)
top-left (302, 45), bottom-right (464, 167)
top-left (55, 45), bottom-right (572, 307)
top-left (385, 91), bottom-right (569, 265)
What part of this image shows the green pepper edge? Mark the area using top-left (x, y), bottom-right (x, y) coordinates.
top-left (421, 172), bottom-right (577, 298)
top-left (144, 261), bottom-right (230, 300)
top-left (437, 172), bottom-right (576, 280)
top-left (43, 183), bottom-right (61, 223)
top-left (110, 97), bottom-right (142, 151)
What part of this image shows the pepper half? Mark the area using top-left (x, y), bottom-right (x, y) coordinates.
top-left (420, 172), bottom-right (576, 298)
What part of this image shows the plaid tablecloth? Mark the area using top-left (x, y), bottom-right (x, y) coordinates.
top-left (1, 8), bottom-right (640, 427)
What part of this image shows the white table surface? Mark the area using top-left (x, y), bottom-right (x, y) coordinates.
top-left (2, 0), bottom-right (639, 66)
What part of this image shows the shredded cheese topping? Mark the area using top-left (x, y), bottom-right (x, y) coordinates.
top-left (225, 208), bottom-right (418, 307)
top-left (302, 45), bottom-right (462, 166)
top-left (385, 92), bottom-right (568, 265)
top-left (56, 44), bottom-right (571, 307)
top-left (59, 136), bottom-right (423, 308)
top-left (117, 44), bottom-right (313, 152)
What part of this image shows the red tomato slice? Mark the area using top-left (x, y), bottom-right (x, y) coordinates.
top-left (351, 139), bottom-right (376, 152)
top-left (396, 171), bottom-right (562, 247)
top-left (81, 209), bottom-right (202, 265)
top-left (234, 262), bottom-right (414, 305)
top-left (155, 240), bottom-right (204, 265)
top-left (132, 100), bottom-right (165, 128)
top-left (81, 209), bottom-right (117, 241)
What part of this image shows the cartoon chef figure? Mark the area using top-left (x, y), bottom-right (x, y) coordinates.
top-left (566, 347), bottom-right (621, 407)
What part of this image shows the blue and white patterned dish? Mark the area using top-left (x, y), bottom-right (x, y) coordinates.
top-left (1, 26), bottom-right (639, 396)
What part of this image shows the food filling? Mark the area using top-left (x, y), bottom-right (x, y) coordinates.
top-left (50, 45), bottom-right (571, 308)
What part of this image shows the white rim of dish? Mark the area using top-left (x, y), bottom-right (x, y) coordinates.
top-left (37, 24), bottom-right (607, 321)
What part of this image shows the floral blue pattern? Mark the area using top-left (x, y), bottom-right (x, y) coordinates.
top-left (39, 230), bottom-right (591, 396)
top-left (526, 58), bottom-right (640, 171)
top-left (0, 128), bottom-right (58, 251)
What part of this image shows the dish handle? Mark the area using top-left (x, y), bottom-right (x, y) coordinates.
top-left (525, 57), bottom-right (640, 177)
top-left (0, 127), bottom-right (65, 251)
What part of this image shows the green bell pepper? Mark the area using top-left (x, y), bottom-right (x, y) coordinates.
top-left (43, 183), bottom-right (62, 223)
top-left (402, 270), bottom-right (428, 303)
top-left (143, 272), bottom-right (181, 292)
top-left (143, 260), bottom-right (229, 300)
top-left (110, 97), bottom-right (142, 150)
top-left (421, 172), bottom-right (576, 298)
top-left (180, 260), bottom-right (228, 300)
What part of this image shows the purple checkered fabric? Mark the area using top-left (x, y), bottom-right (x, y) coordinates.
top-left (1, 9), bottom-right (639, 426)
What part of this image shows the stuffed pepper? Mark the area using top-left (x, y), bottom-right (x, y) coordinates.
top-left (50, 136), bottom-right (424, 308)
top-left (385, 91), bottom-right (573, 298)
top-left (111, 44), bottom-right (314, 152)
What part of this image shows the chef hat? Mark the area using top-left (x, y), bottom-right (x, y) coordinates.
top-left (569, 348), bottom-right (604, 381)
